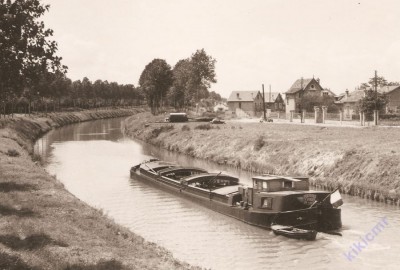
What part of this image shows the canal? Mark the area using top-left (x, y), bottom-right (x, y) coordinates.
top-left (34, 117), bottom-right (400, 270)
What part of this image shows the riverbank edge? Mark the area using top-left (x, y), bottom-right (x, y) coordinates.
top-left (0, 108), bottom-right (199, 270)
top-left (123, 113), bottom-right (400, 207)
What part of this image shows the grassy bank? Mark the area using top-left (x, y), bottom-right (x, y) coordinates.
top-left (0, 109), bottom-right (199, 270)
top-left (123, 112), bottom-right (400, 205)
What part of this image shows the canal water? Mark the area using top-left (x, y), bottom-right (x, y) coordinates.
top-left (34, 117), bottom-right (400, 270)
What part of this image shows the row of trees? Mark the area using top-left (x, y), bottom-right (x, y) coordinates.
top-left (1, 0), bottom-right (142, 116)
top-left (138, 49), bottom-right (221, 114)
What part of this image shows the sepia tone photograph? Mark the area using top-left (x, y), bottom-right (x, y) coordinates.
top-left (1, 0), bottom-right (399, 269)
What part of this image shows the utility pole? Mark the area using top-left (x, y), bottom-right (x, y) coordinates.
top-left (374, 70), bottom-right (378, 125)
top-left (269, 84), bottom-right (272, 105)
top-left (262, 84), bottom-right (266, 120)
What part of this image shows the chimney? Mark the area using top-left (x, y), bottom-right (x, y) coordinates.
top-left (345, 89), bottom-right (349, 97)
top-left (236, 93), bottom-right (239, 98)
top-left (300, 77), bottom-right (304, 89)
top-left (316, 78), bottom-right (320, 84)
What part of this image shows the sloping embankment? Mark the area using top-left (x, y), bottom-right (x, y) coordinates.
top-left (123, 112), bottom-right (400, 206)
top-left (0, 109), bottom-right (199, 270)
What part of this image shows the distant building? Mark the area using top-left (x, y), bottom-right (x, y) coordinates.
top-left (335, 89), bottom-right (366, 119)
top-left (380, 85), bottom-right (400, 113)
top-left (263, 92), bottom-right (285, 112)
top-left (227, 91), bottom-right (263, 117)
top-left (337, 86), bottom-right (400, 116)
top-left (285, 77), bottom-right (335, 114)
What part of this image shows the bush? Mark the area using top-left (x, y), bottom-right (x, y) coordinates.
top-left (0, 233), bottom-right (68, 250)
top-left (6, 149), bottom-right (20, 157)
top-left (253, 136), bottom-right (265, 151)
top-left (181, 125), bottom-right (190, 131)
top-left (195, 124), bottom-right (212, 130)
top-left (150, 125), bottom-right (174, 138)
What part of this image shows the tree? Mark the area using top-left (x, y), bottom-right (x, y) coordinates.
top-left (0, 0), bottom-right (67, 112)
top-left (358, 89), bottom-right (388, 119)
top-left (138, 59), bottom-right (173, 114)
top-left (170, 59), bottom-right (191, 108)
top-left (299, 92), bottom-right (337, 112)
top-left (359, 74), bottom-right (399, 89)
top-left (187, 49), bottom-right (217, 104)
top-left (209, 91), bottom-right (222, 102)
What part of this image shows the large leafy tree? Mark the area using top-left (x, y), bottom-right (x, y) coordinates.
top-left (139, 59), bottom-right (173, 114)
top-left (0, 0), bottom-right (67, 112)
top-left (168, 49), bottom-right (217, 108)
top-left (170, 59), bottom-right (191, 108)
top-left (187, 49), bottom-right (216, 105)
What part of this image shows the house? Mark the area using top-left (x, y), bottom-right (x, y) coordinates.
top-left (335, 89), bottom-right (366, 119)
top-left (227, 91), bottom-right (264, 117)
top-left (285, 77), bottom-right (328, 114)
top-left (263, 92), bottom-right (285, 112)
top-left (336, 85), bottom-right (400, 117)
top-left (379, 85), bottom-right (400, 113)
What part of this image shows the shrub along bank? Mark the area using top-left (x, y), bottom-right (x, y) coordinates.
top-left (0, 109), bottom-right (199, 270)
top-left (124, 112), bottom-right (400, 206)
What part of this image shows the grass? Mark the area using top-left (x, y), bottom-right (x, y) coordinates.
top-left (0, 109), bottom-right (199, 270)
top-left (0, 182), bottom-right (37, 192)
top-left (124, 112), bottom-right (400, 203)
top-left (0, 204), bottom-right (35, 217)
top-left (64, 259), bottom-right (125, 270)
top-left (0, 233), bottom-right (68, 250)
top-left (0, 252), bottom-right (41, 270)
top-left (6, 149), bottom-right (20, 157)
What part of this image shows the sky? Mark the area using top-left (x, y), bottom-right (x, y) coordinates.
top-left (42, 0), bottom-right (400, 98)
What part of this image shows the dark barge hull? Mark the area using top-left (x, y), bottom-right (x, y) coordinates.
top-left (130, 168), bottom-right (340, 231)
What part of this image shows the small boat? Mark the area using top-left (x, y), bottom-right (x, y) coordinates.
top-left (130, 159), bottom-right (342, 234)
top-left (271, 224), bottom-right (318, 241)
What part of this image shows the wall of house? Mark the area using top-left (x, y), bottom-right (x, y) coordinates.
top-left (387, 88), bottom-right (400, 112)
top-left (228, 101), bottom-right (255, 115)
top-left (285, 95), bottom-right (296, 114)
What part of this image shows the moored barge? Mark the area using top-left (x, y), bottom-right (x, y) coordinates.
top-left (130, 159), bottom-right (342, 233)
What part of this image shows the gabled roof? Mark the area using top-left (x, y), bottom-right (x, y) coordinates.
top-left (335, 90), bottom-right (365, 104)
top-left (263, 92), bottom-right (282, 103)
top-left (227, 91), bottom-right (260, 102)
top-left (378, 85), bottom-right (400, 93)
top-left (285, 78), bottom-right (315, 94)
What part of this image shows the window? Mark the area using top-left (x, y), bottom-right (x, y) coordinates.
top-left (262, 181), bottom-right (268, 190)
top-left (310, 84), bottom-right (315, 89)
top-left (282, 181), bottom-right (294, 189)
top-left (262, 197), bottom-right (273, 209)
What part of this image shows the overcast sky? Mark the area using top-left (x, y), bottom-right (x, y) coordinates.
top-left (42, 0), bottom-right (400, 98)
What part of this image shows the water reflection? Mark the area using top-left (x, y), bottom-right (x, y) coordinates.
top-left (34, 117), bottom-right (400, 270)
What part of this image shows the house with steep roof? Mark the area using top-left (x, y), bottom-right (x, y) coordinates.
top-left (263, 92), bottom-right (285, 112)
top-left (285, 77), bottom-right (327, 114)
top-left (227, 91), bottom-right (263, 117)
